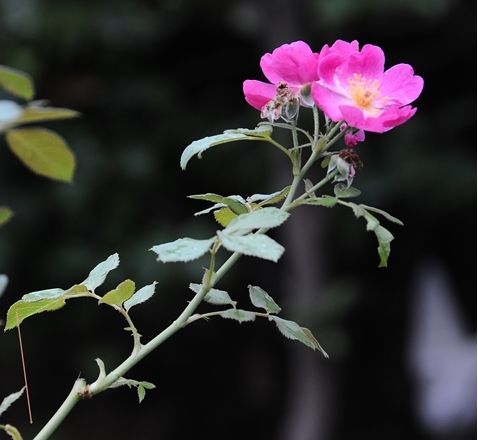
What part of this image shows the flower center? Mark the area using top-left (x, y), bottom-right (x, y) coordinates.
top-left (348, 74), bottom-right (382, 116)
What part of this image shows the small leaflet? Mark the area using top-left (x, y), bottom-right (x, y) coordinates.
top-left (82, 253), bottom-right (120, 292)
top-left (0, 387), bottom-right (25, 417)
top-left (217, 231), bottom-right (285, 263)
top-left (189, 283), bottom-right (236, 307)
top-left (22, 288), bottom-right (65, 302)
top-left (5, 297), bottom-right (66, 331)
top-left (124, 281), bottom-right (158, 312)
top-left (150, 237), bottom-right (215, 263)
top-left (271, 316), bottom-right (329, 357)
top-left (219, 308), bottom-right (256, 323)
top-left (99, 279), bottom-right (136, 306)
top-left (225, 207), bottom-right (290, 234)
top-left (248, 285), bottom-right (281, 314)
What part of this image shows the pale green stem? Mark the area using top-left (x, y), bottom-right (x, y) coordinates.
top-left (287, 170), bottom-right (338, 210)
top-left (261, 122), bottom-right (314, 145)
top-left (33, 379), bottom-right (86, 440)
top-left (312, 106), bottom-right (320, 145)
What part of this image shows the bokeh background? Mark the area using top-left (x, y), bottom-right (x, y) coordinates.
top-left (0, 0), bottom-right (476, 439)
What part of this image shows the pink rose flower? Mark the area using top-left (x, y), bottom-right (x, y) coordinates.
top-left (312, 40), bottom-right (424, 133)
top-left (243, 41), bottom-right (320, 121)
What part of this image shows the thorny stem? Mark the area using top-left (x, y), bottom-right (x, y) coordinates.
top-left (33, 108), bottom-right (342, 440)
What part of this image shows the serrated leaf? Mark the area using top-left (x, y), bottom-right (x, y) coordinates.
top-left (0, 388), bottom-right (25, 417)
top-left (195, 203), bottom-right (225, 216)
top-left (82, 253), bottom-right (120, 292)
top-left (303, 196), bottom-right (337, 207)
top-left (124, 281), bottom-right (158, 312)
top-left (222, 197), bottom-right (248, 215)
top-left (0, 65), bottom-right (34, 99)
top-left (6, 128), bottom-right (75, 182)
top-left (0, 207), bottom-right (14, 226)
top-left (248, 285), bottom-right (281, 314)
top-left (189, 283), bottom-right (236, 307)
top-left (64, 284), bottom-right (89, 296)
top-left (1, 424), bottom-right (23, 440)
top-left (214, 207), bottom-right (237, 227)
top-left (188, 193), bottom-right (225, 204)
top-left (334, 184), bottom-right (361, 198)
top-left (22, 288), bottom-right (65, 302)
top-left (219, 308), bottom-right (256, 323)
top-left (359, 204), bottom-right (404, 226)
top-left (180, 125), bottom-right (272, 170)
top-left (5, 297), bottom-right (66, 331)
top-left (16, 106), bottom-right (79, 125)
top-left (150, 237), bottom-right (214, 263)
top-left (247, 186), bottom-right (290, 206)
top-left (108, 377), bottom-right (155, 403)
top-left (217, 231), bottom-right (284, 262)
top-left (225, 207), bottom-right (289, 234)
top-left (99, 279), bottom-right (135, 306)
top-left (271, 316), bottom-right (328, 355)
top-left (0, 275), bottom-right (8, 299)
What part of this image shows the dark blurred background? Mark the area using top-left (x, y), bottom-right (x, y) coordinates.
top-left (0, 0), bottom-right (476, 439)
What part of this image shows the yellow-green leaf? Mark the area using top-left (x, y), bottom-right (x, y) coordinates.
top-left (16, 106), bottom-right (80, 125)
top-left (214, 207), bottom-right (237, 227)
top-left (0, 207), bottom-right (13, 227)
top-left (0, 65), bottom-right (34, 100)
top-left (6, 128), bottom-right (75, 182)
top-left (99, 279), bottom-right (135, 307)
top-left (4, 297), bottom-right (66, 331)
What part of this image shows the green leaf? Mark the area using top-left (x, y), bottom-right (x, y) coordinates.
top-left (150, 237), bottom-right (215, 263)
top-left (188, 193), bottom-right (225, 204)
top-left (82, 253), bottom-right (120, 292)
top-left (180, 125), bottom-right (272, 170)
top-left (0, 424), bottom-right (23, 440)
top-left (359, 204), bottom-right (404, 226)
top-left (0, 207), bottom-right (13, 227)
top-left (375, 225), bottom-right (394, 268)
top-left (99, 279), bottom-right (136, 306)
top-left (303, 196), bottom-right (337, 207)
top-left (225, 207), bottom-right (290, 234)
top-left (214, 207), bottom-right (237, 227)
top-left (16, 106), bottom-right (79, 125)
top-left (248, 285), bottom-right (281, 314)
top-left (334, 184), bottom-right (361, 198)
top-left (5, 297), bottom-right (66, 331)
top-left (5, 128), bottom-right (75, 182)
top-left (343, 202), bottom-right (395, 267)
top-left (0, 65), bottom-right (34, 99)
top-left (217, 231), bottom-right (285, 262)
top-left (189, 283), bottom-right (236, 307)
top-left (22, 288), bottom-right (65, 302)
top-left (271, 316), bottom-right (328, 356)
top-left (108, 377), bottom-right (155, 403)
top-left (247, 186), bottom-right (290, 206)
top-left (123, 281), bottom-right (158, 312)
top-left (219, 308), bottom-right (256, 323)
top-left (0, 275), bottom-right (8, 299)
top-left (0, 388), bottom-right (25, 417)
top-left (222, 197), bottom-right (248, 215)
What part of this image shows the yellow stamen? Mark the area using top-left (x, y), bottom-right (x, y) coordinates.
top-left (348, 73), bottom-right (382, 116)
